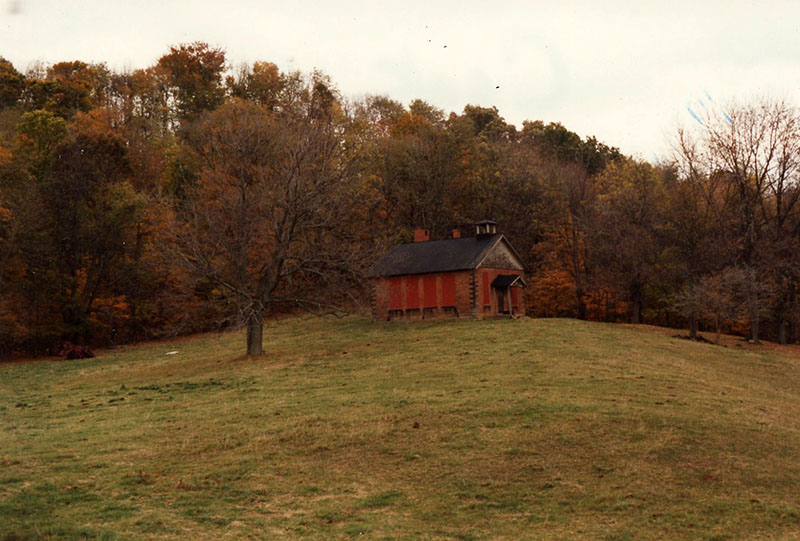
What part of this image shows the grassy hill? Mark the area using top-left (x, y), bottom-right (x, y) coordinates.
top-left (2, 317), bottom-right (800, 540)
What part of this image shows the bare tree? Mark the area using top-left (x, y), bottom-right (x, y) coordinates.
top-left (672, 268), bottom-right (747, 344)
top-left (675, 98), bottom-right (800, 342)
top-left (671, 284), bottom-right (707, 341)
top-left (171, 95), bottom-right (369, 356)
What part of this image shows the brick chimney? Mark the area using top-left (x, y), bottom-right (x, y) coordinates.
top-left (452, 229), bottom-right (461, 239)
top-left (413, 229), bottom-right (430, 242)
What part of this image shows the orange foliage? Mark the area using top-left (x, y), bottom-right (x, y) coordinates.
top-left (0, 145), bottom-right (11, 167)
top-left (390, 112), bottom-right (433, 137)
top-left (69, 108), bottom-right (117, 139)
top-left (527, 268), bottom-right (577, 317)
top-left (90, 296), bottom-right (131, 317)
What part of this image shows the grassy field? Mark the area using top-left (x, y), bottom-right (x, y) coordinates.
top-left (2, 317), bottom-right (800, 540)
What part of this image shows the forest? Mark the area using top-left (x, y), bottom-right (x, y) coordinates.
top-left (1, 42), bottom-right (799, 356)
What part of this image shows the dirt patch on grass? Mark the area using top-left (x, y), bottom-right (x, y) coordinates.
top-left (672, 334), bottom-right (715, 344)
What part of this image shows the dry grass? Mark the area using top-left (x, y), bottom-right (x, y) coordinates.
top-left (2, 316), bottom-right (800, 539)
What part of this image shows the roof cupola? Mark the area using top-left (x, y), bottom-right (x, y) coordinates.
top-left (474, 219), bottom-right (497, 237)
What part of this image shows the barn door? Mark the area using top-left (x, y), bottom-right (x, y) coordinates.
top-left (496, 287), bottom-right (505, 313)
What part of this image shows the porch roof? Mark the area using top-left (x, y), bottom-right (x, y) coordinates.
top-left (491, 274), bottom-right (527, 288)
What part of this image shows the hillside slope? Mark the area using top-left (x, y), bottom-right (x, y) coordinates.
top-left (2, 317), bottom-right (800, 539)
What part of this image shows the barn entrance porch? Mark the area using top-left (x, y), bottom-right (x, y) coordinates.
top-left (491, 274), bottom-right (527, 316)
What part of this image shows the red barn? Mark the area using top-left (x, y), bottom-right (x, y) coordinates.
top-left (367, 220), bottom-right (527, 321)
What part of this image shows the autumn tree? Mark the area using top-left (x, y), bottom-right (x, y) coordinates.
top-left (352, 95), bottom-right (406, 141)
top-left (40, 113), bottom-right (140, 338)
top-left (702, 268), bottom-right (759, 344)
top-left (676, 98), bottom-right (800, 342)
top-left (521, 121), bottom-right (620, 175)
top-left (371, 110), bottom-right (459, 239)
top-left (20, 61), bottom-right (111, 119)
top-left (0, 107), bottom-right (157, 349)
top-left (443, 105), bottom-right (513, 225)
top-left (658, 162), bottom-right (733, 337)
top-left (488, 139), bottom-right (554, 265)
top-left (0, 144), bottom-right (16, 296)
top-left (591, 159), bottom-right (666, 323)
top-left (156, 42), bottom-right (227, 125)
top-left (408, 99), bottom-right (446, 127)
top-left (20, 46), bottom-right (800, 352)
top-left (0, 58), bottom-right (24, 109)
top-left (458, 104), bottom-right (516, 142)
top-left (172, 93), bottom-right (367, 356)
top-left (541, 162), bottom-right (596, 319)
top-left (0, 110), bottom-right (67, 302)
top-left (226, 61), bottom-right (282, 110)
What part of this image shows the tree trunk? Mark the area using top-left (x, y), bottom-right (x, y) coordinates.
top-left (630, 286), bottom-right (642, 324)
top-left (246, 312), bottom-right (264, 356)
top-left (749, 315), bottom-right (760, 344)
top-left (689, 311), bottom-right (698, 339)
top-left (576, 286), bottom-right (587, 320)
top-left (715, 314), bottom-right (722, 345)
top-left (778, 318), bottom-right (787, 345)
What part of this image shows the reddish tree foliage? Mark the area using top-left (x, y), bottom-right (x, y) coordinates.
top-left (4, 45), bottom-right (800, 357)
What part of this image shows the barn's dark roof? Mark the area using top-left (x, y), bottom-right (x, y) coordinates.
top-left (367, 234), bottom-right (505, 277)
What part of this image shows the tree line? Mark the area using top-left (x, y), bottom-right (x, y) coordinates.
top-left (1, 43), bottom-right (798, 356)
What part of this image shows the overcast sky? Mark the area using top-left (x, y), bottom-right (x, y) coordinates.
top-left (3, 0), bottom-right (800, 160)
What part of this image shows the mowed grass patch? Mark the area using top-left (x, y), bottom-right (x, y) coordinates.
top-left (2, 316), bottom-right (800, 539)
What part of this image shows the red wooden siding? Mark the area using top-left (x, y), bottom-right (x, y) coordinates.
top-left (441, 274), bottom-right (456, 306)
top-left (423, 275), bottom-right (437, 308)
top-left (389, 277), bottom-right (403, 310)
top-left (405, 276), bottom-right (419, 308)
top-left (372, 269), bottom-right (522, 321)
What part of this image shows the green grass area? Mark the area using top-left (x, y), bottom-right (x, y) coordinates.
top-left (2, 316), bottom-right (800, 539)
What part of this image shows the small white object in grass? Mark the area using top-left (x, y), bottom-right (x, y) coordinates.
top-left (166, 351), bottom-right (178, 355)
